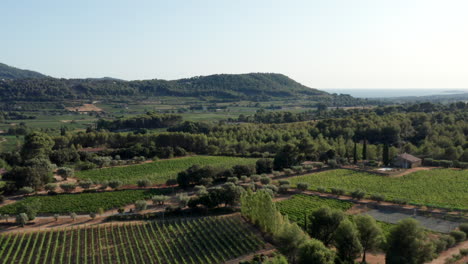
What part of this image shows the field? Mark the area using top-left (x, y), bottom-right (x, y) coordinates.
top-left (0, 215), bottom-right (264, 264)
top-left (288, 169), bottom-right (468, 210)
top-left (0, 189), bottom-right (171, 215)
top-left (276, 194), bottom-right (353, 227)
top-left (75, 156), bottom-right (258, 184)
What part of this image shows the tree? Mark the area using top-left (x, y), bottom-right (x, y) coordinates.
top-left (21, 132), bottom-right (54, 160)
top-left (57, 167), bottom-right (74, 181)
top-left (44, 183), bottom-right (57, 192)
top-left (152, 195), bottom-right (170, 205)
top-left (70, 212), bottom-right (77, 221)
top-left (53, 214), bottom-right (59, 221)
top-left (256, 158), bottom-right (273, 174)
top-left (233, 164), bottom-right (255, 177)
top-left (16, 213), bottom-right (29, 227)
top-left (383, 144), bottom-right (390, 166)
top-left (297, 239), bottom-right (335, 264)
top-left (353, 142), bottom-right (358, 164)
top-left (135, 200), bottom-right (147, 211)
top-left (60, 183), bottom-right (77, 193)
top-left (333, 219), bottom-right (363, 263)
top-left (362, 140), bottom-right (367, 160)
top-left (89, 212), bottom-right (97, 219)
top-left (108, 180), bottom-right (122, 190)
top-left (137, 179), bottom-right (151, 188)
top-left (307, 207), bottom-right (345, 246)
top-left (273, 144), bottom-right (300, 170)
top-left (355, 215), bottom-right (383, 263)
top-left (17, 200), bottom-right (40, 221)
top-left (385, 218), bottom-right (435, 264)
top-left (78, 180), bottom-right (93, 190)
top-left (296, 182), bottom-right (309, 192)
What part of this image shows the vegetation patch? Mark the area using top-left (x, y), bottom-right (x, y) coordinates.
top-left (0, 215), bottom-right (264, 264)
top-left (0, 189), bottom-right (170, 214)
top-left (289, 169), bottom-right (468, 210)
top-left (75, 156), bottom-right (257, 184)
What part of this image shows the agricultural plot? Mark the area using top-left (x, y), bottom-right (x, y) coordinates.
top-left (289, 169), bottom-right (468, 210)
top-left (276, 194), bottom-right (353, 227)
top-left (0, 189), bottom-right (170, 215)
top-left (0, 215), bottom-right (264, 264)
top-left (75, 156), bottom-right (257, 184)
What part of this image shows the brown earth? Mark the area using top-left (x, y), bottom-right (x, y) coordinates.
top-left (66, 104), bottom-right (103, 112)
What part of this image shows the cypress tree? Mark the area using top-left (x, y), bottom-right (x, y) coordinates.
top-left (353, 142), bottom-right (358, 164)
top-left (362, 140), bottom-right (367, 160)
top-left (383, 144), bottom-right (390, 166)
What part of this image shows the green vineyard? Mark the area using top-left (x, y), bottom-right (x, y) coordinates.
top-left (276, 194), bottom-right (353, 227)
top-left (75, 156), bottom-right (258, 184)
top-left (0, 215), bottom-right (264, 264)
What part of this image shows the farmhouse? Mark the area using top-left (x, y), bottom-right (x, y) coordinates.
top-left (393, 153), bottom-right (422, 168)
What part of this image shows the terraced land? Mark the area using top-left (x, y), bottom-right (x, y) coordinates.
top-left (0, 215), bottom-right (264, 264)
top-left (288, 169), bottom-right (468, 210)
top-left (75, 156), bottom-right (257, 184)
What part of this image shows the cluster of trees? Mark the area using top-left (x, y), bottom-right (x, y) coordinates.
top-left (241, 190), bottom-right (457, 264)
top-left (0, 111), bottom-right (36, 122)
top-left (96, 112), bottom-right (182, 131)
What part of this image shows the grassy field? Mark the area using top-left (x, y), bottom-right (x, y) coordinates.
top-left (289, 169), bottom-right (468, 210)
top-left (75, 156), bottom-right (258, 184)
top-left (0, 215), bottom-right (264, 264)
top-left (0, 189), bottom-right (171, 214)
top-left (276, 194), bottom-right (353, 227)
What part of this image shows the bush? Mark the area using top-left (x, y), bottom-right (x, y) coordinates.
top-left (351, 189), bottom-right (366, 200)
top-left (166, 179), bottom-right (177, 186)
top-left (251, 175), bottom-right (261, 182)
top-left (137, 179), bottom-right (151, 188)
top-left (240, 175), bottom-right (249, 183)
top-left (263, 184), bottom-right (278, 194)
top-left (278, 180), bottom-right (290, 186)
top-left (441, 235), bottom-right (456, 248)
top-left (135, 200), bottom-right (148, 211)
top-left (297, 182), bottom-right (309, 192)
top-left (89, 212), bottom-right (97, 219)
top-left (200, 177), bottom-right (213, 186)
top-left (78, 180), bottom-right (93, 190)
top-left (316, 186), bottom-right (326, 193)
top-left (291, 166), bottom-right (304, 174)
top-left (278, 185), bottom-right (289, 194)
top-left (108, 180), bottom-right (123, 190)
top-left (227, 177), bottom-right (239, 184)
top-left (330, 187), bottom-right (345, 196)
top-left (44, 183), bottom-right (57, 192)
top-left (260, 177), bottom-right (271, 185)
top-left (272, 171), bottom-right (281, 177)
top-left (450, 230), bottom-right (466, 243)
top-left (99, 181), bottom-right (109, 190)
top-left (460, 248), bottom-right (468, 256)
top-left (458, 223), bottom-right (468, 236)
top-left (152, 195), bottom-right (170, 205)
top-left (370, 193), bottom-right (385, 202)
top-left (18, 187), bottom-right (34, 195)
top-left (327, 159), bottom-right (338, 168)
top-left (57, 167), bottom-right (74, 180)
top-left (283, 169), bottom-right (294, 176)
top-left (433, 239), bottom-right (447, 254)
top-left (60, 183), bottom-right (77, 193)
top-left (392, 198), bottom-right (408, 205)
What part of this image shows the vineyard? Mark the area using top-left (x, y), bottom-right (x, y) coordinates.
top-left (288, 169), bottom-right (468, 210)
top-left (75, 156), bottom-right (257, 184)
top-left (276, 194), bottom-right (353, 227)
top-left (0, 189), bottom-right (171, 215)
top-left (0, 215), bottom-right (264, 264)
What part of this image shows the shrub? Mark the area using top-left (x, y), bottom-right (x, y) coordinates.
top-left (392, 198), bottom-right (408, 205)
top-left (330, 187), bottom-right (345, 196)
top-left (0, 195), bottom-right (4, 204)
top-left (165, 179), bottom-right (177, 186)
top-left (260, 177), bottom-right (271, 185)
top-left (450, 230), bottom-right (466, 243)
top-left (152, 195), bottom-right (170, 205)
top-left (78, 180), bottom-right (93, 190)
top-left (240, 175), bottom-right (249, 183)
top-left (278, 185), bottom-right (289, 194)
top-left (263, 184), bottom-right (278, 194)
top-left (316, 186), bottom-right (326, 193)
top-left (70, 212), bottom-right (77, 221)
top-left (297, 182), bottom-right (309, 192)
top-left (291, 166), bottom-right (304, 174)
top-left (16, 213), bottom-right (29, 227)
top-left (433, 239), bottom-right (447, 254)
top-left (227, 177), bottom-right (239, 184)
top-left (327, 159), bottom-right (338, 168)
top-left (272, 171), bottom-right (282, 177)
top-left (176, 193), bottom-right (190, 208)
top-left (251, 175), bottom-right (261, 182)
top-left (200, 177), bottom-right (213, 186)
top-left (370, 194), bottom-right (385, 202)
top-left (460, 248), bottom-right (468, 256)
top-left (60, 183), bottom-right (77, 193)
top-left (99, 181), bottom-right (109, 190)
top-left (135, 200), bottom-right (148, 211)
top-left (441, 235), bottom-right (456, 248)
top-left (108, 180), bottom-right (123, 190)
top-left (303, 165), bottom-right (314, 172)
top-left (44, 183), bottom-right (57, 192)
top-left (278, 180), bottom-right (290, 186)
top-left (117, 208), bottom-right (125, 214)
top-left (283, 168), bottom-right (294, 176)
top-left (137, 179), bottom-right (151, 188)
top-left (351, 189), bottom-right (366, 200)
top-left (459, 223), bottom-right (468, 236)
top-left (18, 187), bottom-right (34, 195)
top-left (89, 212), bottom-right (96, 219)
top-left (57, 167), bottom-right (74, 180)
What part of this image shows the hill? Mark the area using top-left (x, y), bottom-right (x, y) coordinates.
top-left (0, 72), bottom-right (329, 102)
top-left (0, 62), bottom-right (47, 79)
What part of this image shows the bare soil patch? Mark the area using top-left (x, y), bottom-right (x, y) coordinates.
top-left (66, 104), bottom-right (103, 112)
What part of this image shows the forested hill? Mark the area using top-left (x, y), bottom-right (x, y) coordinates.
top-left (0, 63), bottom-right (47, 79)
top-left (0, 71), bottom-right (332, 102)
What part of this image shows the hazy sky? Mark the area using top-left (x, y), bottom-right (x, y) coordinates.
top-left (2, 0), bottom-right (468, 89)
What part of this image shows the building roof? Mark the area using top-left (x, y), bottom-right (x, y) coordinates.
top-left (397, 153), bottom-right (421, 162)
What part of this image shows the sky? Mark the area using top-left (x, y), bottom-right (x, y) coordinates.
top-left (1, 0), bottom-right (468, 89)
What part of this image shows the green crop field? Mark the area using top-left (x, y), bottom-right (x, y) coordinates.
top-left (289, 169), bottom-right (468, 210)
top-left (0, 189), bottom-right (171, 215)
top-left (276, 194), bottom-right (353, 227)
top-left (0, 215), bottom-right (264, 264)
top-left (75, 156), bottom-right (258, 184)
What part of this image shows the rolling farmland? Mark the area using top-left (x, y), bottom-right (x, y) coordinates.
top-left (75, 156), bottom-right (258, 184)
top-left (288, 169), bottom-right (468, 210)
top-left (0, 215), bottom-right (264, 264)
